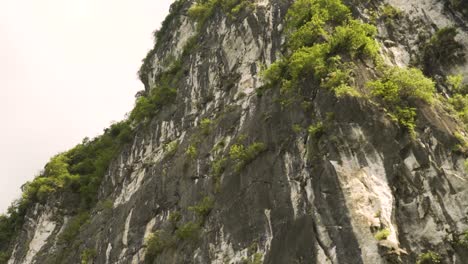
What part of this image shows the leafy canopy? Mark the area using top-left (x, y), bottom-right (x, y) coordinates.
top-left (262, 0), bottom-right (379, 98)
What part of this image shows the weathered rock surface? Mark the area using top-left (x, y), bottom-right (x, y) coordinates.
top-left (6, 0), bottom-right (468, 263)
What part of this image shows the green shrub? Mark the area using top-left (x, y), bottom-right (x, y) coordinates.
top-left (421, 27), bottom-right (465, 74)
top-left (369, 67), bottom-right (435, 104)
top-left (229, 142), bottom-right (266, 171)
top-left (145, 230), bottom-right (175, 261)
top-left (292, 124), bottom-right (303, 133)
top-left (220, 0), bottom-right (253, 17)
top-left (459, 230), bottom-right (468, 248)
top-left (97, 199), bottom-right (113, 212)
top-left (81, 248), bottom-right (96, 264)
top-left (329, 20), bottom-right (379, 59)
top-left (288, 44), bottom-right (330, 84)
top-left (308, 122), bottom-right (324, 138)
top-left (453, 132), bottom-right (468, 152)
top-left (129, 85), bottom-right (177, 124)
top-left (285, 0), bottom-right (350, 32)
top-left (380, 4), bottom-right (402, 24)
top-left (334, 84), bottom-right (361, 97)
top-left (186, 145), bottom-right (198, 160)
top-left (449, 94), bottom-right (468, 124)
top-left (188, 0), bottom-right (217, 26)
top-left (211, 157), bottom-right (227, 192)
top-left (145, 230), bottom-right (174, 255)
top-left (247, 253), bottom-right (263, 264)
top-left (164, 140), bottom-right (180, 157)
top-left (0, 215), bottom-right (14, 256)
top-left (200, 118), bottom-right (213, 135)
top-left (0, 253), bottom-right (10, 264)
top-left (182, 35), bottom-right (200, 57)
top-left (59, 212), bottom-right (90, 244)
top-left (175, 222), bottom-right (201, 241)
top-left (212, 157), bottom-right (227, 176)
top-left (374, 228), bottom-right (390, 241)
top-left (391, 107), bottom-right (417, 134)
top-left (321, 63), bottom-right (361, 97)
top-left (0, 200), bottom-right (32, 260)
top-left (67, 122), bottom-right (134, 208)
top-left (188, 0), bottom-right (253, 27)
top-left (168, 212), bottom-right (182, 224)
top-left (188, 196), bottom-right (214, 219)
top-left (260, 60), bottom-right (286, 87)
top-left (0, 252), bottom-right (9, 264)
top-left (368, 67), bottom-right (435, 134)
top-left (130, 97), bottom-right (153, 124)
top-left (448, 74), bottom-right (464, 91)
top-left (288, 19), bottom-right (328, 51)
top-left (448, 74), bottom-right (468, 95)
top-left (416, 251), bottom-right (441, 264)
top-left (139, 0), bottom-right (188, 87)
top-left (262, 0), bottom-right (379, 101)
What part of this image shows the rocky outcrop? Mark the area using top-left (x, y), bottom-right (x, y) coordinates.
top-left (5, 0), bottom-right (468, 263)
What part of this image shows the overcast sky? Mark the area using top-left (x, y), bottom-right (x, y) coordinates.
top-left (0, 0), bottom-right (173, 213)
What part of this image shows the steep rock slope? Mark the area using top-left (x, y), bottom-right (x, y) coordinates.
top-left (3, 0), bottom-right (468, 263)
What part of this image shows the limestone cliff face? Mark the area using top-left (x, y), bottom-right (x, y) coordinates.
top-left (5, 0), bottom-right (468, 263)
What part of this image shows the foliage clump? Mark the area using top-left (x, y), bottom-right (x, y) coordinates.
top-left (458, 229), bottom-right (468, 248)
top-left (139, 0), bottom-right (188, 87)
top-left (211, 157), bottom-right (227, 192)
top-left (81, 248), bottom-right (97, 264)
top-left (447, 74), bottom-right (468, 127)
top-left (367, 67), bottom-right (435, 134)
top-left (59, 212), bottom-right (90, 244)
top-left (188, 0), bottom-right (217, 27)
top-left (164, 140), bottom-right (180, 157)
top-left (374, 228), bottom-right (390, 241)
top-left (0, 252), bottom-right (9, 264)
top-left (145, 230), bottom-right (175, 262)
top-left (200, 118), bottom-right (213, 135)
top-left (175, 222), bottom-right (201, 241)
top-left (308, 122), bottom-right (325, 138)
top-left (188, 196), bottom-right (214, 219)
top-left (380, 4), bottom-right (402, 25)
top-left (186, 144), bottom-right (198, 160)
top-left (416, 251), bottom-right (442, 264)
top-left (177, 199), bottom-right (212, 246)
top-left (188, 0), bottom-right (253, 27)
top-left (262, 0), bottom-right (378, 100)
top-left (229, 142), bottom-right (266, 171)
top-left (145, 196), bottom-right (214, 261)
top-left (421, 27), bottom-right (465, 74)
top-left (248, 253), bottom-right (263, 264)
top-left (132, 60), bottom-right (182, 126)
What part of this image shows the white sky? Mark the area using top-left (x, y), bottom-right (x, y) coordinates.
top-left (0, 0), bottom-right (173, 213)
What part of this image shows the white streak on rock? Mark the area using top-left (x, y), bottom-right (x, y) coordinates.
top-left (23, 210), bottom-right (57, 264)
top-left (330, 125), bottom-right (400, 264)
top-left (122, 209), bottom-right (133, 246)
top-left (105, 243), bottom-right (113, 264)
top-left (115, 168), bottom-right (146, 206)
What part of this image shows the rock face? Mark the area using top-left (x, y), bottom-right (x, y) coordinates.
top-left (5, 0), bottom-right (468, 263)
